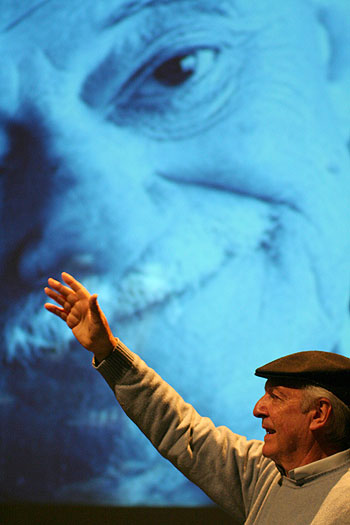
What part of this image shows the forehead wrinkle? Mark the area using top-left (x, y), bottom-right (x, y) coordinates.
top-left (101, 0), bottom-right (236, 29)
top-left (3, 0), bottom-right (53, 32)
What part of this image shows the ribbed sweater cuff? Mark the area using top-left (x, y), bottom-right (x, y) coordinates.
top-left (93, 339), bottom-right (135, 384)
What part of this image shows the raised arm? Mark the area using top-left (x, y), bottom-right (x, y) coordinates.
top-left (44, 272), bottom-right (269, 519)
top-left (44, 272), bottom-right (117, 362)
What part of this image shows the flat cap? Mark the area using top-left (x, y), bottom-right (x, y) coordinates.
top-left (255, 351), bottom-right (350, 406)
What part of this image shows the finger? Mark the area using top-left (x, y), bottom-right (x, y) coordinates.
top-left (45, 285), bottom-right (77, 311)
top-left (47, 277), bottom-right (75, 298)
top-left (66, 312), bottom-right (80, 329)
top-left (44, 287), bottom-right (66, 308)
top-left (62, 272), bottom-right (90, 296)
top-left (44, 303), bottom-right (68, 321)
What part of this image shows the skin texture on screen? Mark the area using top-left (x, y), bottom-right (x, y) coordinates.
top-left (1, 0), bottom-right (350, 505)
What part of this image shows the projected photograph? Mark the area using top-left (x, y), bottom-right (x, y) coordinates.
top-left (1, 0), bottom-right (350, 507)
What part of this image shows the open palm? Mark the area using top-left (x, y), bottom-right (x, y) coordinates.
top-left (44, 272), bottom-right (116, 359)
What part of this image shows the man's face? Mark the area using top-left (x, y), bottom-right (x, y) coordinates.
top-left (1, 0), bottom-right (350, 504)
top-left (253, 380), bottom-right (313, 471)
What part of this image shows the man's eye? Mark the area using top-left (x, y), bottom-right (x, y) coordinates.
top-left (269, 392), bottom-right (279, 400)
top-left (107, 44), bottom-right (237, 139)
top-left (152, 50), bottom-right (214, 88)
top-left (125, 47), bottom-right (218, 98)
top-left (82, 18), bottom-right (251, 140)
top-left (153, 54), bottom-right (195, 87)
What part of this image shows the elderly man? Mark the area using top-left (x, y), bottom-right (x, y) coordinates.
top-left (45, 273), bottom-right (350, 524)
top-left (2, 0), bottom-right (350, 505)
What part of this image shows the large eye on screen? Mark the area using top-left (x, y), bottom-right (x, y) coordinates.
top-left (107, 42), bottom-right (239, 139)
top-left (150, 50), bottom-right (216, 87)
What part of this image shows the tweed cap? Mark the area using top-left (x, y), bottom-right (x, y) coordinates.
top-left (255, 351), bottom-right (350, 406)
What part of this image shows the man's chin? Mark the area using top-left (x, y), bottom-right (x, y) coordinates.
top-left (261, 439), bottom-right (277, 460)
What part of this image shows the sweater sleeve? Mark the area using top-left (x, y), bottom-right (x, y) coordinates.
top-left (94, 340), bottom-right (274, 520)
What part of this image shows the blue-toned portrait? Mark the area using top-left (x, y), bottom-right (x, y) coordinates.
top-left (1, 0), bottom-right (350, 506)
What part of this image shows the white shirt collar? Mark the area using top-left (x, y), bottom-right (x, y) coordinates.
top-left (288, 448), bottom-right (350, 482)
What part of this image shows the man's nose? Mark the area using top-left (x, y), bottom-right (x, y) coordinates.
top-left (253, 394), bottom-right (268, 419)
top-left (1, 88), bottom-right (158, 283)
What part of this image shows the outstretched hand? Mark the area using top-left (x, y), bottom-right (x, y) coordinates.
top-left (44, 272), bottom-right (117, 361)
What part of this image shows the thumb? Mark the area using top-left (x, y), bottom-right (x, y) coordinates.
top-left (89, 294), bottom-right (103, 321)
top-left (89, 293), bottom-right (115, 346)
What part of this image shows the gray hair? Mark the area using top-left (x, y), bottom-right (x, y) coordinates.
top-left (300, 385), bottom-right (350, 449)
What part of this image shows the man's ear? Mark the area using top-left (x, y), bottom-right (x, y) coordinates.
top-left (309, 398), bottom-right (333, 431)
top-left (312, 0), bottom-right (350, 142)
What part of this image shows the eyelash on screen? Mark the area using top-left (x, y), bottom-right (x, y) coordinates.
top-left (113, 46), bottom-right (219, 103)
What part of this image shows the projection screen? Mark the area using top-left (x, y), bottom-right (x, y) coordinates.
top-left (1, 0), bottom-right (350, 507)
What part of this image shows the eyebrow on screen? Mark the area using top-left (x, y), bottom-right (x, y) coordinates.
top-left (101, 0), bottom-right (232, 29)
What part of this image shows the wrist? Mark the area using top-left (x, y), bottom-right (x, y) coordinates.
top-left (93, 336), bottom-right (118, 362)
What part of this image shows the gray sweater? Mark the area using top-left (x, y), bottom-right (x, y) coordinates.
top-left (95, 340), bottom-right (350, 524)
